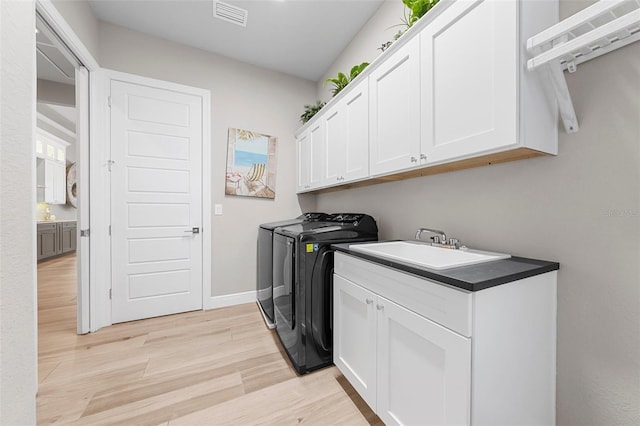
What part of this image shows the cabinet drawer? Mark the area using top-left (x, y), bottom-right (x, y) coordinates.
top-left (62, 222), bottom-right (77, 229)
top-left (335, 252), bottom-right (472, 337)
top-left (37, 223), bottom-right (57, 231)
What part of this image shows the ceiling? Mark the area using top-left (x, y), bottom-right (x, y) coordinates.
top-left (88, 0), bottom-right (385, 81)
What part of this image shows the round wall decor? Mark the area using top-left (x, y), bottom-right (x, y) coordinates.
top-left (66, 162), bottom-right (77, 208)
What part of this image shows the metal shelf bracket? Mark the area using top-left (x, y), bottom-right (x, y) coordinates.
top-left (527, 0), bottom-right (640, 133)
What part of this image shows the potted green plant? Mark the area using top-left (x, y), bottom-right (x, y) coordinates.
top-left (300, 101), bottom-right (326, 124)
top-left (325, 62), bottom-right (370, 97)
top-left (383, 0), bottom-right (440, 48)
top-left (402, 0), bottom-right (440, 28)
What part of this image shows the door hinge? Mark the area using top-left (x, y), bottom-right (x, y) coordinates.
top-left (107, 160), bottom-right (115, 172)
top-left (80, 229), bottom-right (90, 237)
top-left (109, 225), bottom-right (112, 236)
top-left (109, 289), bottom-right (112, 299)
top-left (107, 96), bottom-right (111, 108)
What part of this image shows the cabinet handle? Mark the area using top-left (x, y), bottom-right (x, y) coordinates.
top-left (420, 153), bottom-right (427, 160)
top-left (366, 298), bottom-right (374, 305)
top-left (410, 156), bottom-right (418, 163)
top-left (376, 304), bottom-right (384, 311)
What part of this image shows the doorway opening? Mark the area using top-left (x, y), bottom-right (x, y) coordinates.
top-left (35, 11), bottom-right (87, 344)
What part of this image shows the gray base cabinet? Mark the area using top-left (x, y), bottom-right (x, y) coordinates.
top-left (37, 221), bottom-right (76, 261)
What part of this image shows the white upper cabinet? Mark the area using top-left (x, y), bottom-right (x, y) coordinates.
top-left (369, 37), bottom-right (421, 176)
top-left (323, 103), bottom-right (346, 185)
top-left (297, 121), bottom-right (325, 193)
top-left (421, 0), bottom-right (558, 164)
top-left (296, 132), bottom-right (311, 192)
top-left (308, 120), bottom-right (325, 189)
top-left (36, 129), bottom-right (69, 204)
top-left (323, 77), bottom-right (370, 187)
top-left (342, 79), bottom-right (370, 182)
top-left (295, 0), bottom-right (558, 193)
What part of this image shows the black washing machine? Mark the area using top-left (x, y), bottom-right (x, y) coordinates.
top-left (273, 213), bottom-right (378, 374)
top-left (257, 213), bottom-right (329, 327)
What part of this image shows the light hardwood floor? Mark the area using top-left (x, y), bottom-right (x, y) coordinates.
top-left (37, 255), bottom-right (382, 425)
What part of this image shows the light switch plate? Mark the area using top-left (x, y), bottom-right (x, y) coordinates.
top-left (214, 204), bottom-right (223, 215)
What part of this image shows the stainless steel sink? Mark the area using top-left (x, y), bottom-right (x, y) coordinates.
top-left (350, 241), bottom-right (510, 270)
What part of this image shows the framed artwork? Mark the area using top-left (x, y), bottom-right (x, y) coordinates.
top-left (225, 128), bottom-right (277, 198)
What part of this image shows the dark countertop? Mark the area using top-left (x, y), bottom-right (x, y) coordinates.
top-left (332, 241), bottom-right (559, 292)
top-left (37, 220), bottom-right (77, 224)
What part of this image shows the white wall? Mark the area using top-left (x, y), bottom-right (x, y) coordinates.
top-left (314, 1), bottom-right (640, 425)
top-left (98, 22), bottom-right (317, 298)
top-left (0, 0), bottom-right (38, 424)
top-left (317, 0), bottom-right (405, 101)
top-left (51, 0), bottom-right (100, 62)
top-left (37, 78), bottom-right (75, 107)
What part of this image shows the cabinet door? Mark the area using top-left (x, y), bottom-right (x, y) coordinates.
top-left (62, 224), bottom-right (77, 253)
top-left (369, 37), bottom-right (421, 176)
top-left (323, 103), bottom-right (346, 186)
top-left (44, 160), bottom-right (55, 203)
top-left (36, 158), bottom-right (46, 202)
top-left (308, 121), bottom-right (325, 189)
top-left (421, 0), bottom-right (518, 164)
top-left (333, 275), bottom-right (378, 411)
top-left (377, 296), bottom-right (471, 426)
top-left (52, 162), bottom-right (66, 204)
top-left (39, 227), bottom-right (58, 259)
top-left (296, 132), bottom-right (311, 192)
top-left (343, 78), bottom-right (369, 182)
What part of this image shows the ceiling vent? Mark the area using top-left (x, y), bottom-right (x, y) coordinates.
top-left (213, 1), bottom-right (248, 27)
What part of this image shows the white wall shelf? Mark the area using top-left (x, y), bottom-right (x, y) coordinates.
top-left (527, 0), bottom-right (640, 133)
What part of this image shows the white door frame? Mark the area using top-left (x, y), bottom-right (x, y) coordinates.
top-left (36, 0), bottom-right (99, 334)
top-left (93, 69), bottom-right (212, 329)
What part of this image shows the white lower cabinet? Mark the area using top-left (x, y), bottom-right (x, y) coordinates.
top-left (334, 252), bottom-right (557, 426)
top-left (334, 274), bottom-right (471, 426)
top-left (334, 275), bottom-right (378, 408)
top-left (377, 296), bottom-right (471, 426)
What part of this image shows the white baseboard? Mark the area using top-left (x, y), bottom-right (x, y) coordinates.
top-left (205, 290), bottom-right (257, 310)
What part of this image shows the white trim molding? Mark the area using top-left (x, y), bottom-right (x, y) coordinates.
top-left (205, 291), bottom-right (258, 310)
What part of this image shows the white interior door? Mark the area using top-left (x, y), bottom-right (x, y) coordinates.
top-left (110, 78), bottom-right (203, 324)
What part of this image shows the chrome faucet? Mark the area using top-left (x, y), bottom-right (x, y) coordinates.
top-left (415, 228), bottom-right (447, 244)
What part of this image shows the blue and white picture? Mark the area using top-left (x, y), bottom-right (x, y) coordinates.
top-left (225, 128), bottom-right (277, 198)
